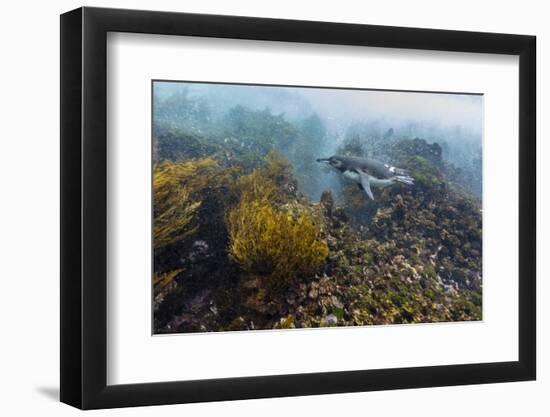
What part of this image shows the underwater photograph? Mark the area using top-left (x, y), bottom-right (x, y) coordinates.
top-left (152, 81), bottom-right (483, 334)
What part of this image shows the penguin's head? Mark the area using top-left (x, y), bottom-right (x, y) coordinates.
top-left (316, 156), bottom-right (343, 169)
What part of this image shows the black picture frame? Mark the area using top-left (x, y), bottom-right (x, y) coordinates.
top-left (60, 6), bottom-right (536, 410)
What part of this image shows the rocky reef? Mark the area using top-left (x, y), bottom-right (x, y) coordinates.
top-left (152, 132), bottom-right (482, 333)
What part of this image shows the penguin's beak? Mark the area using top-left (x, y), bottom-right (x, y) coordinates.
top-left (316, 158), bottom-right (330, 164)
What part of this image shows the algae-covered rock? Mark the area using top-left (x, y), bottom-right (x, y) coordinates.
top-left (154, 134), bottom-right (482, 333)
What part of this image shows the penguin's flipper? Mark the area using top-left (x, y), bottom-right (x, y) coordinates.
top-left (358, 171), bottom-right (374, 200)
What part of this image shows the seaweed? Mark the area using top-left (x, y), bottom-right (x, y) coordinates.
top-left (153, 157), bottom-right (239, 267)
top-left (153, 159), bottom-right (208, 249)
top-left (227, 152), bottom-right (329, 294)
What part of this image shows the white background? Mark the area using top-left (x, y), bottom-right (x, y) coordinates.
top-left (108, 33), bottom-right (518, 384)
top-left (0, 0), bottom-right (546, 416)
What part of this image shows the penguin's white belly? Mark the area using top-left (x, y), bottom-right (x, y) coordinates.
top-left (342, 170), bottom-right (361, 183)
top-left (342, 170), bottom-right (394, 188)
top-left (369, 177), bottom-right (395, 188)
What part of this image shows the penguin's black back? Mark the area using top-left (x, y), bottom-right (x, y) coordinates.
top-left (337, 156), bottom-right (393, 178)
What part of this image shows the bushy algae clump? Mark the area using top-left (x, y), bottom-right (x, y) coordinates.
top-left (237, 149), bottom-right (295, 200)
top-left (153, 159), bottom-right (209, 249)
top-left (153, 157), bottom-right (239, 251)
top-left (228, 199), bottom-right (329, 292)
top-left (227, 151), bottom-right (329, 293)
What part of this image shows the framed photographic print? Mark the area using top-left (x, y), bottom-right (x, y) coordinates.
top-left (60, 7), bottom-right (536, 409)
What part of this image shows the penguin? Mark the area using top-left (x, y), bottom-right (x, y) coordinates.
top-left (316, 155), bottom-right (414, 200)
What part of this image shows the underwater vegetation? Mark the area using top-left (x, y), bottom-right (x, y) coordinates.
top-left (227, 153), bottom-right (329, 294)
top-left (152, 85), bottom-right (483, 333)
top-left (153, 158), bottom-right (239, 250)
top-left (227, 199), bottom-right (329, 293)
